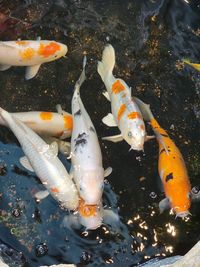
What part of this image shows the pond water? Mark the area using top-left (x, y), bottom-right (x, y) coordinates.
top-left (0, 0), bottom-right (200, 266)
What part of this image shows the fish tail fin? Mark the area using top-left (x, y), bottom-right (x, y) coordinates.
top-left (133, 97), bottom-right (154, 121)
top-left (74, 55), bottom-right (87, 93)
top-left (97, 44), bottom-right (115, 82)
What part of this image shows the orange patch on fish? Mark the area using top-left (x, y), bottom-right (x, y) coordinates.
top-left (140, 124), bottom-right (145, 130)
top-left (127, 112), bottom-right (142, 120)
top-left (117, 104), bottom-right (126, 121)
top-left (112, 80), bottom-right (125, 94)
top-left (51, 187), bottom-right (59, 193)
top-left (40, 112), bottom-right (53, 120)
top-left (63, 114), bottom-right (73, 130)
top-left (78, 198), bottom-right (97, 217)
top-left (20, 48), bottom-right (35, 60)
top-left (38, 42), bottom-right (61, 58)
top-left (16, 41), bottom-right (29, 45)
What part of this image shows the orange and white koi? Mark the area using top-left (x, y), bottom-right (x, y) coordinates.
top-left (0, 107), bottom-right (79, 210)
top-left (0, 39), bottom-right (67, 79)
top-left (135, 98), bottom-right (192, 218)
top-left (0, 109), bottom-right (72, 139)
top-left (71, 57), bottom-right (112, 205)
top-left (97, 44), bottom-right (148, 151)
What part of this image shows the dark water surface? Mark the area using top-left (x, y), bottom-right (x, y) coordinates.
top-left (0, 0), bottom-right (200, 266)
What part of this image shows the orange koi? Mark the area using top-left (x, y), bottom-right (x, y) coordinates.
top-left (134, 97), bottom-right (192, 218)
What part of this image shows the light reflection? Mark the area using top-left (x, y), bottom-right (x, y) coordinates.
top-left (127, 219), bottom-right (133, 225)
top-left (165, 245), bottom-right (173, 253)
top-left (165, 223), bottom-right (176, 236)
top-left (144, 255), bottom-right (151, 260)
top-left (183, 0), bottom-right (189, 3)
top-left (153, 229), bottom-right (158, 242)
top-left (105, 258), bottom-right (114, 264)
top-left (133, 214), bottom-right (140, 221)
top-left (139, 221), bottom-right (148, 230)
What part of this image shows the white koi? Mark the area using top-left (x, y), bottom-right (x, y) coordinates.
top-left (0, 40), bottom-right (67, 79)
top-left (71, 57), bottom-right (111, 205)
top-left (0, 109), bottom-right (72, 139)
top-left (0, 107), bottom-right (78, 210)
top-left (97, 44), bottom-right (146, 151)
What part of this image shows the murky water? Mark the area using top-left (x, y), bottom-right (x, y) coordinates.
top-left (0, 0), bottom-right (200, 266)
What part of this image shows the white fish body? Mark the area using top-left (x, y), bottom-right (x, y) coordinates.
top-left (97, 44), bottom-right (146, 151)
top-left (71, 58), bottom-right (104, 205)
top-left (0, 40), bottom-right (67, 79)
top-left (0, 110), bottom-right (72, 139)
top-left (0, 107), bottom-right (78, 210)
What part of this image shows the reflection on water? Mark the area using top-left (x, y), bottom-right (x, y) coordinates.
top-left (0, 0), bottom-right (200, 266)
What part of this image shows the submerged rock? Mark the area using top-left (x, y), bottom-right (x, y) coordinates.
top-left (140, 241), bottom-right (200, 267)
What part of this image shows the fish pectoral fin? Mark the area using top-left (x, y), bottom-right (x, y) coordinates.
top-left (156, 133), bottom-right (169, 155)
top-left (145, 135), bottom-right (155, 142)
top-left (104, 167), bottom-right (112, 178)
top-left (102, 91), bottom-right (111, 101)
top-left (102, 134), bottom-right (123, 143)
top-left (102, 113), bottom-right (117, 127)
top-left (103, 209), bottom-right (119, 226)
top-left (0, 64), bottom-right (12, 71)
top-left (25, 64), bottom-right (41, 80)
top-left (159, 197), bottom-right (171, 213)
top-left (20, 156), bottom-right (34, 172)
top-left (35, 190), bottom-right (49, 200)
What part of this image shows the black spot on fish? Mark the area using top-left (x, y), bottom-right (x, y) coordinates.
top-left (165, 172), bottom-right (173, 182)
top-left (74, 132), bottom-right (87, 151)
top-left (74, 109), bottom-right (81, 116)
top-left (89, 126), bottom-right (95, 132)
top-left (159, 148), bottom-right (165, 155)
top-left (161, 133), bottom-right (168, 137)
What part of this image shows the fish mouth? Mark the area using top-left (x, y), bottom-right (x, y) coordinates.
top-left (129, 144), bottom-right (144, 152)
top-left (175, 211), bottom-right (191, 218)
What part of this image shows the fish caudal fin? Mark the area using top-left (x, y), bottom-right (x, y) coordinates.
top-left (97, 44), bottom-right (115, 82)
top-left (74, 56), bottom-right (87, 93)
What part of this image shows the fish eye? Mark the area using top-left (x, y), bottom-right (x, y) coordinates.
top-left (128, 131), bottom-right (132, 138)
top-left (191, 186), bottom-right (200, 195)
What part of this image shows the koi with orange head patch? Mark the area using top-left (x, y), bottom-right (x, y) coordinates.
top-left (98, 44), bottom-right (147, 151)
top-left (0, 40), bottom-right (67, 79)
top-left (134, 98), bottom-right (192, 218)
top-left (0, 109), bottom-right (73, 141)
top-left (77, 198), bottom-right (103, 229)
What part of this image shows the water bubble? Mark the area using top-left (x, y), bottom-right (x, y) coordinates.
top-left (80, 251), bottom-right (91, 263)
top-left (192, 186), bottom-right (199, 195)
top-left (149, 192), bottom-right (157, 199)
top-left (35, 243), bottom-right (48, 257)
top-left (12, 208), bottom-right (21, 218)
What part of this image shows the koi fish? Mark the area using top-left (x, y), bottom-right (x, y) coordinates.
top-left (0, 39), bottom-right (67, 79)
top-left (97, 44), bottom-right (149, 151)
top-left (63, 198), bottom-right (119, 230)
top-left (70, 56), bottom-right (112, 205)
top-left (0, 108), bottom-right (72, 139)
top-left (0, 107), bottom-right (79, 210)
top-left (183, 59), bottom-right (200, 72)
top-left (134, 97), bottom-right (191, 217)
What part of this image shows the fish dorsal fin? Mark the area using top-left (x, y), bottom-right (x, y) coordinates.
top-left (20, 156), bottom-right (34, 172)
top-left (155, 132), bottom-right (169, 155)
top-left (0, 42), bottom-right (17, 49)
